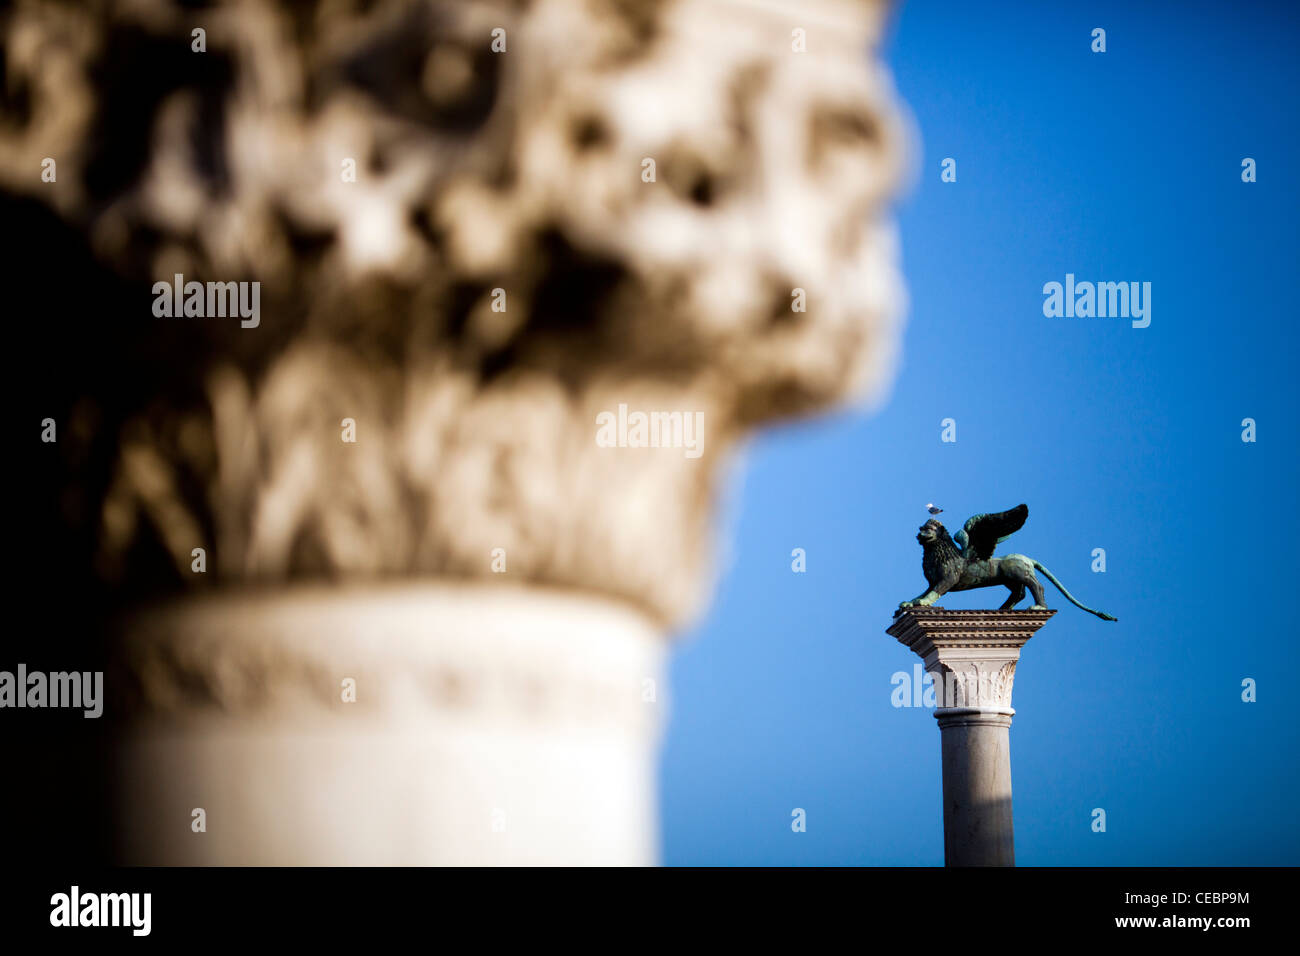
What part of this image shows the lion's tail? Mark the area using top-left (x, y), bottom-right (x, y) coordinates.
top-left (1032, 561), bottom-right (1117, 621)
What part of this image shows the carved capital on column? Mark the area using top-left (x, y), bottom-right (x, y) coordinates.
top-left (7, 0), bottom-right (906, 632)
top-left (8, 0), bottom-right (911, 865)
top-left (886, 608), bottom-right (1055, 719)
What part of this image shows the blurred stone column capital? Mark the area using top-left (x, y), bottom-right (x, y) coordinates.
top-left (5, 0), bottom-right (908, 863)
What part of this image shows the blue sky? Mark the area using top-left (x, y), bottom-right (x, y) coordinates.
top-left (660, 0), bottom-right (1300, 866)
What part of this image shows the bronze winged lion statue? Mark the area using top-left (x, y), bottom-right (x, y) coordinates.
top-left (897, 504), bottom-right (1117, 621)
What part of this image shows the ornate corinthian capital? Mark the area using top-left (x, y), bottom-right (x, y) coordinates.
top-left (887, 608), bottom-right (1056, 714)
top-left (5, 0), bottom-right (906, 629)
top-left (6, 0), bottom-right (908, 865)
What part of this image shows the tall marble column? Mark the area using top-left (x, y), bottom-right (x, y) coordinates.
top-left (5, 0), bottom-right (909, 864)
top-left (887, 608), bottom-right (1055, 867)
top-left (113, 583), bottom-right (666, 865)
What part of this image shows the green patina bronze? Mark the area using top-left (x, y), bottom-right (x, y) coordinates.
top-left (898, 504), bottom-right (1117, 621)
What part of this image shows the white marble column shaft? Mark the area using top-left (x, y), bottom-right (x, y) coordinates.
top-left (887, 608), bottom-right (1055, 867)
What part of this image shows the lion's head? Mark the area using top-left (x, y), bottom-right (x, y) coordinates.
top-left (917, 519), bottom-right (945, 545)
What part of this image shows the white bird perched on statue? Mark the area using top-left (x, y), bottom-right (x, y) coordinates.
top-left (926, 503), bottom-right (943, 516)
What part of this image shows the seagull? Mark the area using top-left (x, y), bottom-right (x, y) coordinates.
top-left (926, 503), bottom-right (943, 515)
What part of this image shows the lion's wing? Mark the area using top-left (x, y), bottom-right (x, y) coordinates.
top-left (958, 504), bottom-right (1029, 561)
